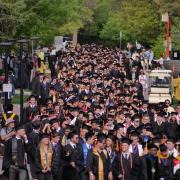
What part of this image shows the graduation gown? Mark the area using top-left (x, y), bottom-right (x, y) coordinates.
top-left (87, 149), bottom-right (111, 180)
top-left (23, 105), bottom-right (39, 124)
top-left (112, 153), bottom-right (134, 180)
top-left (2, 137), bottom-right (29, 171)
top-left (35, 147), bottom-right (58, 177)
top-left (62, 144), bottom-right (84, 180)
top-left (129, 154), bottom-right (160, 180)
top-left (27, 131), bottom-right (40, 178)
top-left (158, 156), bottom-right (173, 180)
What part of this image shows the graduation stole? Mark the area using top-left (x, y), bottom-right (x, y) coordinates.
top-left (93, 148), bottom-right (108, 180)
top-left (40, 146), bottom-right (53, 170)
top-left (3, 113), bottom-right (16, 125)
top-left (61, 135), bottom-right (66, 146)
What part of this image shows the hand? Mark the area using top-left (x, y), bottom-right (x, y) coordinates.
top-left (42, 169), bottom-right (48, 173)
top-left (70, 161), bottom-right (75, 168)
top-left (108, 171), bottom-right (113, 180)
top-left (89, 173), bottom-right (95, 180)
top-left (10, 131), bottom-right (16, 136)
top-left (118, 174), bottom-right (124, 179)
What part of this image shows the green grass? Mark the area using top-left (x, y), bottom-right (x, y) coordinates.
top-left (12, 94), bottom-right (30, 104)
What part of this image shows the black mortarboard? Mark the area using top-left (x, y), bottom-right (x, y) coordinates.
top-left (115, 123), bottom-right (124, 130)
top-left (39, 133), bottom-right (49, 141)
top-left (82, 124), bottom-right (91, 131)
top-left (121, 137), bottom-right (131, 145)
top-left (68, 130), bottom-right (78, 139)
top-left (15, 124), bottom-right (25, 131)
top-left (107, 134), bottom-right (116, 142)
top-left (52, 130), bottom-right (60, 138)
top-left (50, 118), bottom-right (59, 125)
top-left (97, 133), bottom-right (106, 142)
top-left (147, 143), bottom-right (159, 150)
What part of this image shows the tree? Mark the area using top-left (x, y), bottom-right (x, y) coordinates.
top-left (171, 17), bottom-right (180, 50)
top-left (0, 0), bottom-right (29, 38)
top-left (100, 0), bottom-right (162, 45)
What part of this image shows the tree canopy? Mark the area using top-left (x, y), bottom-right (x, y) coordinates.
top-left (0, 0), bottom-right (179, 51)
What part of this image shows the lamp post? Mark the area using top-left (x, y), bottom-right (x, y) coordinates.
top-left (16, 39), bottom-right (29, 121)
top-left (30, 37), bottom-right (39, 56)
top-left (0, 42), bottom-right (13, 112)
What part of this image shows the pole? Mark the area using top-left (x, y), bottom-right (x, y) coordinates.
top-left (166, 15), bottom-right (170, 59)
top-left (32, 40), bottom-right (34, 56)
top-left (119, 32), bottom-right (122, 50)
top-left (19, 42), bottom-right (24, 121)
top-left (4, 48), bottom-right (8, 112)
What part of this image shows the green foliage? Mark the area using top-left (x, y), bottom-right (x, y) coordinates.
top-left (171, 17), bottom-right (180, 50)
top-left (100, 0), bottom-right (162, 45)
top-left (152, 34), bottom-right (165, 58)
top-left (0, 0), bottom-right (28, 38)
top-left (0, 0), bottom-right (179, 48)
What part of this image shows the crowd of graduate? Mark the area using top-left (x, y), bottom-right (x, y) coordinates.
top-left (0, 44), bottom-right (180, 180)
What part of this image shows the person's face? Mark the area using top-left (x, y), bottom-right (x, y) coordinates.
top-left (82, 129), bottom-right (88, 137)
top-left (142, 104), bottom-right (148, 110)
top-left (88, 113), bottom-right (94, 120)
top-left (98, 139), bottom-right (106, 150)
top-left (54, 106), bottom-right (60, 112)
top-left (176, 106), bottom-right (180, 113)
top-left (53, 136), bottom-right (60, 143)
top-left (52, 122), bottom-right (59, 129)
top-left (134, 118), bottom-right (140, 127)
top-left (9, 122), bottom-right (15, 129)
top-left (165, 100), bottom-right (170, 107)
top-left (149, 148), bottom-right (158, 157)
top-left (39, 75), bottom-right (43, 82)
top-left (106, 138), bottom-right (113, 148)
top-left (88, 137), bottom-right (94, 145)
top-left (143, 116), bottom-right (150, 124)
top-left (166, 141), bottom-right (174, 151)
top-left (29, 97), bottom-right (36, 105)
top-left (117, 128), bottom-right (124, 135)
top-left (17, 129), bottom-right (26, 137)
top-left (64, 129), bottom-right (71, 136)
top-left (42, 138), bottom-right (49, 145)
top-left (121, 143), bottom-right (129, 152)
top-left (72, 135), bottom-right (79, 144)
top-left (131, 136), bottom-right (139, 145)
top-left (72, 110), bottom-right (79, 117)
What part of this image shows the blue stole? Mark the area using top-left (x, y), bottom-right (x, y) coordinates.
top-left (82, 143), bottom-right (89, 167)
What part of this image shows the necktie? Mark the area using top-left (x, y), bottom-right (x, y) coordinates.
top-left (125, 154), bottom-right (128, 160)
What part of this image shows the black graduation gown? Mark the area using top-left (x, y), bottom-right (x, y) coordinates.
top-left (2, 137), bottom-right (30, 171)
top-left (158, 157), bottom-right (173, 180)
top-left (27, 131), bottom-right (40, 178)
top-left (129, 154), bottom-right (160, 180)
top-left (86, 150), bottom-right (111, 180)
top-left (22, 105), bottom-right (39, 124)
top-left (62, 144), bottom-right (84, 180)
top-left (152, 122), bottom-right (166, 135)
top-left (35, 148), bottom-right (58, 176)
top-left (112, 153), bottom-right (134, 180)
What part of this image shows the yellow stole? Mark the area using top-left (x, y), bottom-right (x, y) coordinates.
top-left (40, 147), bottom-right (53, 170)
top-left (61, 135), bottom-right (66, 146)
top-left (93, 148), bottom-right (108, 180)
top-left (3, 113), bottom-right (16, 125)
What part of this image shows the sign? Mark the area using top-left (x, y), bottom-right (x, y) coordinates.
top-left (162, 13), bottom-right (168, 22)
top-left (3, 83), bottom-right (12, 92)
